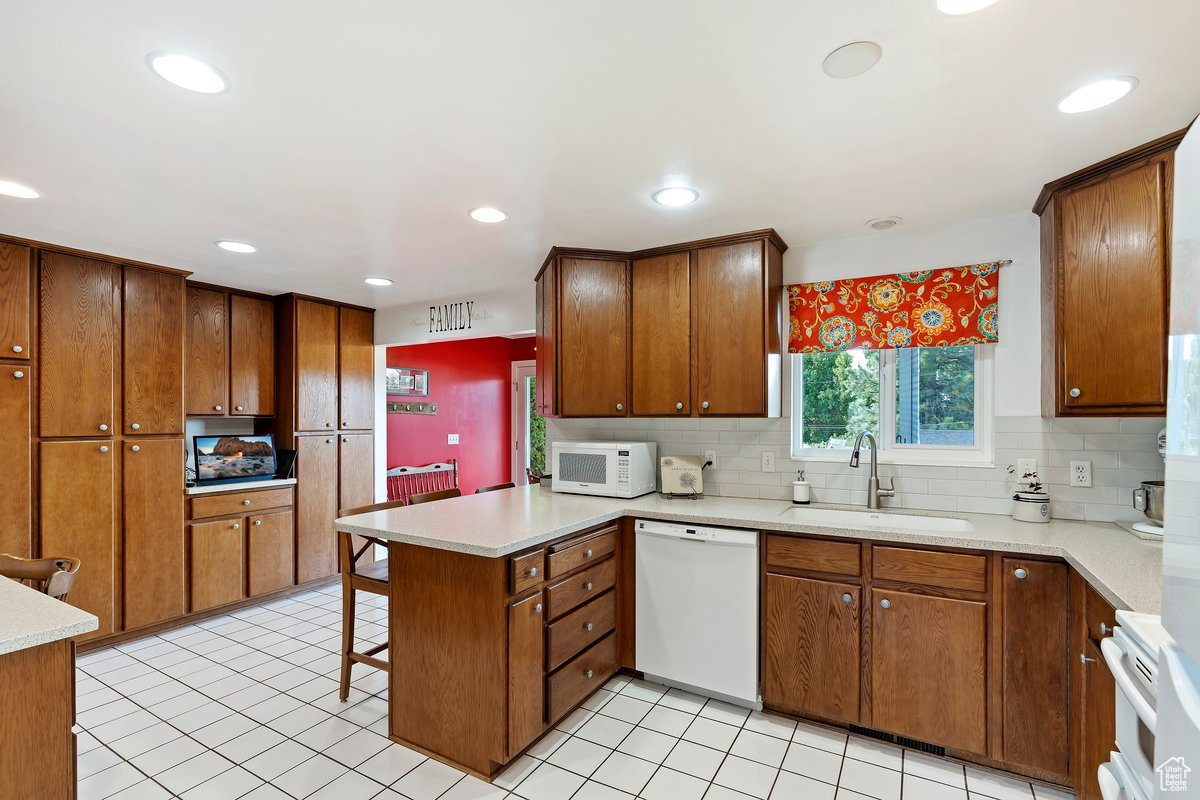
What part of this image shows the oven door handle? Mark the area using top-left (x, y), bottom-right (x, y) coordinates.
top-left (1101, 636), bottom-right (1157, 731)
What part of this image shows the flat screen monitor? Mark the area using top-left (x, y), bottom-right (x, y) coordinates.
top-left (193, 434), bottom-right (277, 486)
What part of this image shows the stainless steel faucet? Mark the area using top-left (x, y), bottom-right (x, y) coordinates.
top-left (849, 432), bottom-right (895, 510)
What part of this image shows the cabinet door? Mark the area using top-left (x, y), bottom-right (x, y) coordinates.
top-left (0, 365), bottom-right (31, 557)
top-left (763, 574), bottom-right (860, 723)
top-left (295, 300), bottom-right (339, 432)
top-left (339, 307), bottom-right (373, 430)
top-left (631, 252), bottom-right (691, 416)
top-left (123, 438), bottom-right (186, 629)
top-left (695, 242), bottom-right (766, 416)
top-left (185, 287), bottom-right (228, 415)
top-left (339, 433), bottom-right (375, 565)
top-left (39, 253), bottom-right (117, 437)
top-left (1001, 559), bottom-right (1068, 778)
top-left (1058, 155), bottom-right (1170, 414)
top-left (189, 518), bottom-right (245, 611)
top-left (1079, 638), bottom-right (1116, 800)
top-left (508, 591), bottom-right (546, 758)
top-left (558, 257), bottom-right (628, 417)
top-left (40, 440), bottom-right (116, 637)
top-left (296, 435), bottom-right (339, 582)
top-left (230, 294), bottom-right (274, 416)
top-left (872, 588), bottom-right (987, 754)
top-left (535, 265), bottom-right (557, 418)
top-left (124, 267), bottom-right (184, 435)
top-left (248, 510), bottom-right (295, 597)
top-left (0, 241), bottom-right (31, 360)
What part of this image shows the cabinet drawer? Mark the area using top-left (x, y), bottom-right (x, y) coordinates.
top-left (548, 527), bottom-right (617, 578)
top-left (872, 546), bottom-right (987, 593)
top-left (546, 557), bottom-right (616, 620)
top-left (510, 549), bottom-right (545, 595)
top-left (547, 632), bottom-right (618, 724)
top-left (190, 487), bottom-right (293, 520)
top-left (766, 535), bottom-right (860, 576)
top-left (547, 590), bottom-right (616, 671)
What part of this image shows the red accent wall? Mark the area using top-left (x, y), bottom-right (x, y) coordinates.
top-left (386, 336), bottom-right (533, 494)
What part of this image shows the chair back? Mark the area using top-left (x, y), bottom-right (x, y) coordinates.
top-left (0, 554), bottom-right (81, 601)
top-left (407, 488), bottom-right (462, 505)
top-left (526, 468), bottom-right (541, 485)
top-left (475, 482), bottom-right (516, 494)
top-left (386, 460), bottom-right (458, 503)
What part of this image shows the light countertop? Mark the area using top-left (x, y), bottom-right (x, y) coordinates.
top-left (335, 487), bottom-right (1163, 614)
top-left (0, 577), bottom-right (99, 656)
top-left (185, 477), bottom-right (297, 496)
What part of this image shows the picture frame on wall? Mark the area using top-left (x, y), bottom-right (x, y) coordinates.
top-left (386, 367), bottom-right (430, 397)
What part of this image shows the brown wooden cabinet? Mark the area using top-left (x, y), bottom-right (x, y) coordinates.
top-left (557, 256), bottom-right (629, 417)
top-left (0, 364), bottom-right (31, 557)
top-left (507, 591), bottom-right (546, 759)
top-left (1037, 132), bottom-right (1178, 417)
top-left (339, 307), bottom-right (373, 430)
top-left (248, 509), bottom-right (295, 597)
top-left (1069, 570), bottom-right (1118, 800)
top-left (124, 267), bottom-right (184, 435)
top-left (38, 252), bottom-right (118, 437)
top-left (534, 263), bottom-right (557, 417)
top-left (189, 518), bottom-right (245, 612)
top-left (122, 438), bottom-right (186, 629)
top-left (0, 638), bottom-right (76, 800)
top-left (40, 440), bottom-right (116, 638)
top-left (1000, 558), bottom-right (1069, 780)
top-left (0, 241), bottom-right (31, 360)
top-left (631, 252), bottom-right (690, 415)
top-left (871, 587), bottom-right (988, 754)
top-left (185, 286), bottom-right (228, 415)
top-left (763, 573), bottom-right (860, 723)
top-left (295, 299), bottom-right (339, 432)
top-left (296, 435), bottom-right (339, 583)
top-left (230, 294), bottom-right (275, 416)
top-left (339, 432), bottom-right (374, 512)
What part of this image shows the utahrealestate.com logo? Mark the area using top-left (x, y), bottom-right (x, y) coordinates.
top-left (1158, 756), bottom-right (1191, 792)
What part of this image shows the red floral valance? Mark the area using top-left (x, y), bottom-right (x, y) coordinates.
top-left (786, 261), bottom-right (1007, 353)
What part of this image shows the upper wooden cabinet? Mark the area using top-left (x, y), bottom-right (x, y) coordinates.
top-left (39, 252), bottom-right (119, 438)
top-left (338, 307), bottom-right (374, 430)
top-left (185, 286), bottom-right (228, 415)
top-left (1037, 131), bottom-right (1179, 417)
top-left (0, 242), bottom-right (31, 360)
top-left (230, 294), bottom-right (275, 416)
top-left (294, 299), bottom-right (339, 432)
top-left (124, 267), bottom-right (184, 435)
top-left (536, 229), bottom-right (786, 418)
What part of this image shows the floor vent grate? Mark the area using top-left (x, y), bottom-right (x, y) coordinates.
top-left (847, 725), bottom-right (946, 757)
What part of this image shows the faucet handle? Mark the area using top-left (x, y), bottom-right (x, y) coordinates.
top-left (879, 477), bottom-right (896, 497)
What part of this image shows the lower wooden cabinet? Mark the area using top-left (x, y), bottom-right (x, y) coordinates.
top-left (507, 591), bottom-right (545, 758)
top-left (189, 518), bottom-right (245, 612)
top-left (296, 435), bottom-right (339, 583)
top-left (0, 638), bottom-right (76, 800)
top-left (248, 510), bottom-right (295, 597)
top-left (763, 573), bottom-right (860, 723)
top-left (0, 364), bottom-right (31, 557)
top-left (123, 438), bottom-right (186, 629)
top-left (871, 588), bottom-right (988, 755)
top-left (1070, 572), bottom-right (1119, 800)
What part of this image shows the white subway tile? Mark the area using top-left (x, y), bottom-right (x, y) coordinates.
top-left (994, 416), bottom-right (1050, 433)
top-left (901, 495), bottom-right (958, 512)
top-left (956, 497), bottom-right (1012, 515)
top-left (1119, 451), bottom-right (1168, 470)
top-left (1085, 433), bottom-right (1159, 452)
top-left (1118, 417), bottom-right (1168, 433)
top-left (739, 471), bottom-right (785, 486)
top-left (722, 484), bottom-right (762, 499)
top-left (1049, 501), bottom-right (1085, 520)
top-left (737, 418), bottom-right (779, 431)
top-left (719, 431), bottom-right (761, 444)
top-left (814, 488), bottom-right (852, 504)
top-left (926, 479), bottom-right (985, 497)
top-left (1048, 418), bottom-right (1120, 434)
top-left (902, 465), bottom-right (963, 480)
top-left (1018, 432), bottom-right (1086, 451)
top-left (759, 486), bottom-right (791, 501)
top-left (1083, 504), bottom-right (1143, 523)
top-left (700, 418), bottom-right (739, 431)
top-left (1047, 449), bottom-right (1120, 468)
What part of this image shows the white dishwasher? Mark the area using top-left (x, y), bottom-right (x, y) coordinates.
top-left (634, 519), bottom-right (760, 708)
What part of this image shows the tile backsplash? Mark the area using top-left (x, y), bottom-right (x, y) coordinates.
top-left (545, 415), bottom-right (1166, 523)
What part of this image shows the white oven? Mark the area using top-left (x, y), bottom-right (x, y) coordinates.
top-left (551, 441), bottom-right (657, 498)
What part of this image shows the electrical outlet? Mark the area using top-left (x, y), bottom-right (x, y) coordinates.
top-left (1017, 457), bottom-right (1037, 477)
top-left (1071, 460), bottom-right (1093, 487)
top-left (704, 449), bottom-right (717, 469)
top-left (761, 450), bottom-right (775, 472)
top-left (447, 433), bottom-right (459, 445)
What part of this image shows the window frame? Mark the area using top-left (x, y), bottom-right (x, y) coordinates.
top-left (790, 345), bottom-right (994, 467)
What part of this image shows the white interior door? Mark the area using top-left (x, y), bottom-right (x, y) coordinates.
top-left (512, 361), bottom-right (537, 485)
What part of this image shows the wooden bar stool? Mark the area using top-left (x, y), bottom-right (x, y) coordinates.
top-left (0, 554), bottom-right (81, 600)
top-left (336, 501), bottom-right (401, 702)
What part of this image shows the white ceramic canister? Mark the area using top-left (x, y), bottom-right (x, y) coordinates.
top-left (1012, 491), bottom-right (1050, 523)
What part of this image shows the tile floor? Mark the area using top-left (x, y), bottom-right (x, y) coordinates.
top-left (73, 583), bottom-right (1075, 800)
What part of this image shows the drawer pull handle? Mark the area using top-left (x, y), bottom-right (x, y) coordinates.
top-left (585, 549), bottom-right (593, 558)
top-left (585, 669), bottom-right (594, 679)
top-left (131, 445), bottom-right (140, 452)
top-left (326, 438), bottom-right (333, 444)
top-left (842, 593), bottom-right (852, 604)
top-left (585, 622), bottom-right (593, 632)
top-left (1014, 568), bottom-right (1028, 580)
top-left (243, 499), bottom-right (252, 506)
top-left (701, 401), bottom-right (710, 410)
top-left (11, 345), bottom-right (22, 353)
top-left (235, 405), bottom-right (244, 412)
top-left (131, 423), bottom-right (140, 430)
top-left (585, 582), bottom-right (593, 591)
top-left (232, 523), bottom-right (240, 530)
top-left (880, 599), bottom-right (891, 609)
top-left (99, 445), bottom-right (109, 453)
top-left (534, 603), bottom-right (542, 614)
top-left (1069, 387), bottom-right (1081, 398)
top-left (12, 370), bottom-right (23, 379)
top-left (214, 405), bottom-right (222, 411)
top-left (616, 403), bottom-right (623, 411)
top-left (529, 566), bottom-right (538, 578)
top-left (254, 519), bottom-right (262, 526)
top-left (99, 423), bottom-right (109, 431)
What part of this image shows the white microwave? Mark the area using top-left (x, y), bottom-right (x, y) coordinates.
top-left (551, 441), bottom-right (657, 498)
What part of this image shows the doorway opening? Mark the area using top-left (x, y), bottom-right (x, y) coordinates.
top-left (512, 361), bottom-right (545, 484)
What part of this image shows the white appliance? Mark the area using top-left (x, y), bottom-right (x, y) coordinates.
top-left (1152, 119), bottom-right (1200, 797)
top-left (551, 442), bottom-right (657, 498)
top-left (634, 519), bottom-right (759, 708)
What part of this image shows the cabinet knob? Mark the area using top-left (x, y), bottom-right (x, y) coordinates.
top-left (325, 422), bottom-right (332, 427)
top-left (343, 438), bottom-right (349, 443)
top-left (585, 622), bottom-right (594, 632)
top-left (1069, 387), bottom-right (1081, 398)
top-left (615, 403), bottom-right (623, 412)
top-left (585, 548), bottom-right (593, 558)
top-left (585, 669), bottom-right (594, 679)
top-left (343, 421), bottom-right (349, 426)
top-left (99, 423), bottom-right (109, 431)
top-left (676, 402), bottom-right (684, 411)
top-left (131, 445), bottom-right (140, 452)
top-left (529, 566), bottom-right (538, 577)
top-left (842, 593), bottom-right (853, 604)
top-left (11, 345), bottom-right (22, 353)
top-left (325, 438), bottom-right (333, 444)
top-left (254, 519), bottom-right (262, 526)
top-left (534, 603), bottom-right (542, 614)
top-left (12, 370), bottom-right (23, 379)
top-left (585, 582), bottom-right (593, 591)
top-left (701, 401), bottom-right (710, 410)
top-left (1080, 652), bottom-right (1096, 665)
top-left (242, 499), bottom-right (251, 506)
top-left (1099, 622), bottom-right (1112, 636)
top-left (235, 405), bottom-right (244, 412)
top-left (131, 423), bottom-right (141, 430)
top-left (880, 598), bottom-right (891, 609)
top-left (99, 445), bottom-right (109, 453)
top-left (1014, 568), bottom-right (1028, 580)
top-left (232, 523), bottom-right (240, 530)
top-left (214, 404), bottom-right (222, 411)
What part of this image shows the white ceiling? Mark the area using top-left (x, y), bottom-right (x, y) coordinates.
top-left (1, 0), bottom-right (1198, 308)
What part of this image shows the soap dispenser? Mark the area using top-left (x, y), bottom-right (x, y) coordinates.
top-left (792, 469), bottom-right (811, 505)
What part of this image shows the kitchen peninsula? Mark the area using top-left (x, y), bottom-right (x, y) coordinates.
top-left (335, 486), bottom-right (1162, 783)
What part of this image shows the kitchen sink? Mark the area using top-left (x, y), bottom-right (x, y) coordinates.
top-left (778, 506), bottom-right (975, 533)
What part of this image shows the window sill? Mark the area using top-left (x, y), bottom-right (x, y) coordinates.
top-left (790, 449), bottom-right (996, 469)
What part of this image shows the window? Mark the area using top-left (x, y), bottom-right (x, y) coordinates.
top-left (791, 345), bottom-right (992, 464)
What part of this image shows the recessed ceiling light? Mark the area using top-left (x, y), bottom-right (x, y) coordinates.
top-left (469, 207), bottom-right (507, 223)
top-left (0, 180), bottom-right (41, 199)
top-left (867, 217), bottom-right (902, 231)
top-left (1057, 77), bottom-right (1138, 114)
top-left (216, 240), bottom-right (256, 254)
top-left (651, 187), bottom-right (699, 207)
top-left (364, 277), bottom-right (394, 287)
top-left (821, 42), bottom-right (883, 79)
top-left (147, 52), bottom-right (229, 94)
top-left (932, 0), bottom-right (1002, 15)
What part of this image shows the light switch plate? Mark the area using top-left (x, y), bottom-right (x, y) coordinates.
top-left (448, 434), bottom-right (459, 445)
top-left (1071, 460), bottom-right (1093, 487)
top-left (704, 449), bottom-right (718, 469)
top-left (761, 450), bottom-right (775, 472)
